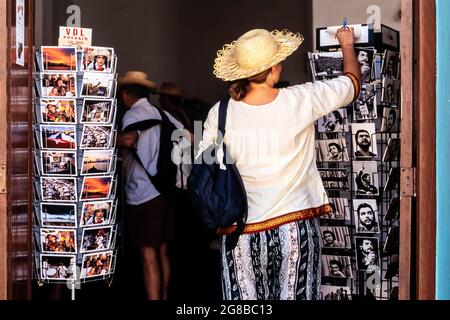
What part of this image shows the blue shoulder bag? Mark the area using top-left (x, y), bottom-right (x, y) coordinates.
top-left (187, 98), bottom-right (248, 250)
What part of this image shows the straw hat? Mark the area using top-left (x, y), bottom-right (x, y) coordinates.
top-left (89, 48), bottom-right (112, 61)
top-left (213, 29), bottom-right (304, 81)
top-left (91, 202), bottom-right (109, 212)
top-left (118, 71), bottom-right (158, 91)
top-left (156, 81), bottom-right (187, 97)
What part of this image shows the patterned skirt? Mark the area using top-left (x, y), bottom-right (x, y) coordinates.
top-left (220, 218), bottom-right (321, 300)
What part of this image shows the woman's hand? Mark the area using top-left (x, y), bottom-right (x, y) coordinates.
top-left (336, 27), bottom-right (355, 49)
top-left (337, 26), bottom-right (361, 90)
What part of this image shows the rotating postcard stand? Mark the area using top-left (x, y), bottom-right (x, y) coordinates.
top-left (33, 44), bottom-right (120, 299)
top-left (312, 23), bottom-right (401, 300)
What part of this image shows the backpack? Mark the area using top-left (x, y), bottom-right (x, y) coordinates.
top-left (187, 98), bottom-right (248, 250)
top-left (122, 106), bottom-right (190, 196)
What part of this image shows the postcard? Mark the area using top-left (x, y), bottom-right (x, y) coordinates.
top-left (353, 199), bottom-right (380, 234)
top-left (40, 228), bottom-right (77, 254)
top-left (321, 255), bottom-right (353, 279)
top-left (80, 226), bottom-right (113, 253)
top-left (40, 177), bottom-right (77, 202)
top-left (355, 236), bottom-right (381, 272)
top-left (80, 176), bottom-right (113, 201)
top-left (80, 251), bottom-right (113, 279)
top-left (41, 46), bottom-right (77, 72)
top-left (40, 73), bottom-right (77, 98)
top-left (80, 125), bottom-right (113, 149)
top-left (40, 99), bottom-right (77, 124)
top-left (352, 123), bottom-right (378, 159)
top-left (316, 138), bottom-right (349, 162)
top-left (81, 46), bottom-right (115, 73)
top-left (319, 285), bottom-right (352, 300)
top-left (317, 109), bottom-right (349, 133)
top-left (353, 161), bottom-right (379, 196)
top-left (320, 226), bottom-right (351, 249)
top-left (383, 138), bottom-right (400, 162)
top-left (80, 99), bottom-right (114, 124)
top-left (81, 150), bottom-right (114, 176)
top-left (40, 203), bottom-right (77, 228)
top-left (40, 125), bottom-right (77, 150)
top-left (320, 198), bottom-right (350, 221)
top-left (41, 151), bottom-right (77, 176)
top-left (40, 254), bottom-right (76, 281)
top-left (380, 107), bottom-right (399, 133)
top-left (80, 201), bottom-right (113, 227)
top-left (309, 52), bottom-right (343, 79)
top-left (81, 72), bottom-right (115, 98)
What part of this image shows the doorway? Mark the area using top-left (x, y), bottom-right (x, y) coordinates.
top-left (0, 0), bottom-right (436, 300)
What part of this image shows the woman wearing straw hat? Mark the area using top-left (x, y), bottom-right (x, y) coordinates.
top-left (199, 28), bottom-right (360, 300)
top-left (87, 48), bottom-right (112, 72)
top-left (86, 203), bottom-right (109, 225)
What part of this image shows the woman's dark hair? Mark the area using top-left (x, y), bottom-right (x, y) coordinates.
top-left (228, 69), bottom-right (271, 101)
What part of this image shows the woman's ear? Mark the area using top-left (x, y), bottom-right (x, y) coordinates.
top-left (271, 64), bottom-right (280, 74)
top-left (270, 65), bottom-right (277, 74)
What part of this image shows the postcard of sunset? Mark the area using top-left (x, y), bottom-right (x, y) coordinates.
top-left (42, 46), bottom-right (78, 71)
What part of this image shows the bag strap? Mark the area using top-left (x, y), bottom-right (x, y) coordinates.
top-left (154, 105), bottom-right (172, 124)
top-left (123, 118), bottom-right (163, 187)
top-left (217, 98), bottom-right (246, 251)
top-left (131, 148), bottom-right (155, 184)
top-left (216, 98), bottom-right (230, 145)
top-left (122, 119), bottom-right (162, 133)
top-left (122, 106), bottom-right (170, 133)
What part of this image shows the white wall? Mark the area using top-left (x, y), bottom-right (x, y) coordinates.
top-left (312, 0), bottom-right (401, 49)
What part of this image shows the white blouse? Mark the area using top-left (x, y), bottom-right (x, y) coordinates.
top-left (198, 76), bottom-right (355, 224)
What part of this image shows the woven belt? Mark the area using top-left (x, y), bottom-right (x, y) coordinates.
top-left (217, 204), bottom-right (332, 236)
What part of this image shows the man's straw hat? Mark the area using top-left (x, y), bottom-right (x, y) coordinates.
top-left (118, 71), bottom-right (158, 91)
top-left (156, 81), bottom-right (187, 97)
top-left (213, 29), bottom-right (304, 82)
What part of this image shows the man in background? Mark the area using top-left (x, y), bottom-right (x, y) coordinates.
top-left (118, 71), bottom-right (182, 300)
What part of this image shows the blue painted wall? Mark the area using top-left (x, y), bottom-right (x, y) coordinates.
top-left (436, 0), bottom-right (450, 300)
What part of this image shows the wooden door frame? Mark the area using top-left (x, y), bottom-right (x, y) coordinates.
top-left (399, 0), bottom-right (437, 300)
top-left (414, 0), bottom-right (436, 300)
top-left (399, 0), bottom-right (414, 300)
top-left (0, 0), bottom-right (34, 300)
top-left (0, 0), bottom-right (9, 300)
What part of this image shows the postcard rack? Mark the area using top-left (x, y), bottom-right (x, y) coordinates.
top-left (311, 25), bottom-right (401, 301)
top-left (32, 45), bottom-right (121, 294)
